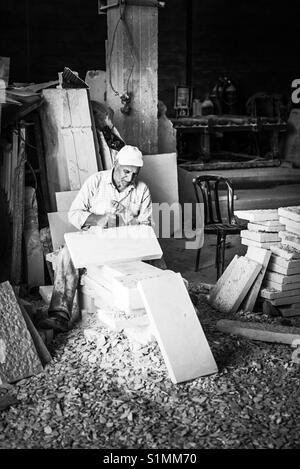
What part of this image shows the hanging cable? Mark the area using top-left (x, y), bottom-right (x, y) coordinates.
top-left (107, 1), bottom-right (136, 104)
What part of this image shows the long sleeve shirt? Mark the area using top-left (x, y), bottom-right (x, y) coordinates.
top-left (68, 169), bottom-right (153, 230)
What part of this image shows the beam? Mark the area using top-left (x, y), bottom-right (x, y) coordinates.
top-left (106, 0), bottom-right (158, 153)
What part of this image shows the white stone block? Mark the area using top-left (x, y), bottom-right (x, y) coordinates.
top-left (241, 230), bottom-right (279, 243)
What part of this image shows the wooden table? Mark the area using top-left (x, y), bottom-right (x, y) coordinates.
top-left (171, 115), bottom-right (287, 160)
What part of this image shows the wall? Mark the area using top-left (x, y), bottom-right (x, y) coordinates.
top-left (1, 1), bottom-right (300, 117)
top-left (0, 0), bottom-right (107, 84)
top-left (191, 0), bottom-right (300, 113)
top-left (158, 0), bottom-right (187, 116)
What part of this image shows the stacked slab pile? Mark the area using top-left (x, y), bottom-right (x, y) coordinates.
top-left (238, 209), bottom-right (283, 250)
top-left (42, 225), bottom-right (218, 384)
top-left (82, 261), bottom-right (168, 345)
top-left (261, 206), bottom-right (300, 317)
top-left (236, 207), bottom-right (300, 317)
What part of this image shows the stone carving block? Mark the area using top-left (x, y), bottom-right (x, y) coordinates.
top-left (0, 282), bottom-right (43, 383)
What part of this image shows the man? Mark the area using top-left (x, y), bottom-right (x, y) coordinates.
top-left (39, 145), bottom-right (165, 333)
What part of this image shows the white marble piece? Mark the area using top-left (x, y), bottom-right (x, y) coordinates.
top-left (278, 206), bottom-right (300, 223)
top-left (242, 246), bottom-right (271, 312)
top-left (241, 230), bottom-right (279, 243)
top-left (209, 255), bottom-right (262, 314)
top-left (279, 216), bottom-right (300, 235)
top-left (247, 222), bottom-right (285, 233)
top-left (65, 225), bottom-right (163, 268)
top-left (241, 238), bottom-right (280, 250)
top-left (138, 272), bottom-right (218, 384)
top-left (235, 209), bottom-right (278, 222)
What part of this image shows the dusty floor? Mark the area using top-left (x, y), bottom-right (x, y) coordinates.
top-left (0, 235), bottom-right (299, 449)
top-left (160, 231), bottom-right (247, 284)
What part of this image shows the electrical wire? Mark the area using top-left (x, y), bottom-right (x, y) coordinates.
top-left (108, 2), bottom-right (136, 98)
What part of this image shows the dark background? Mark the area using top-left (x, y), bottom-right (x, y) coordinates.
top-left (1, 0), bottom-right (300, 116)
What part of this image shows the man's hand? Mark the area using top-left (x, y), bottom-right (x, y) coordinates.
top-left (83, 212), bottom-right (115, 228)
top-left (110, 200), bottom-right (126, 214)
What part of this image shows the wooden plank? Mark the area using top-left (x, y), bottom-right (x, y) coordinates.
top-left (208, 255), bottom-right (262, 314)
top-left (40, 89), bottom-right (99, 211)
top-left (10, 125), bottom-right (26, 286)
top-left (138, 272), bottom-right (218, 384)
top-left (96, 129), bottom-right (113, 170)
top-left (0, 281), bottom-right (43, 383)
top-left (61, 129), bottom-right (81, 190)
top-left (55, 190), bottom-right (79, 212)
top-left (48, 211), bottom-right (79, 251)
top-left (72, 128), bottom-right (98, 187)
top-left (106, 1), bottom-right (158, 154)
top-left (216, 319), bottom-right (300, 345)
top-left (64, 225), bottom-right (162, 269)
top-left (40, 89), bottom-right (71, 210)
top-left (6, 146), bottom-right (11, 208)
top-left (65, 89), bottom-right (91, 128)
top-left (242, 246), bottom-right (271, 312)
top-left (24, 187), bottom-right (45, 287)
top-left (32, 112), bottom-right (51, 213)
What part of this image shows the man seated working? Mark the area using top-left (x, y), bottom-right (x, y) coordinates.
top-left (39, 145), bottom-right (166, 333)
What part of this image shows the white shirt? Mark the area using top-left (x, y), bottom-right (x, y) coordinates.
top-left (68, 169), bottom-right (152, 230)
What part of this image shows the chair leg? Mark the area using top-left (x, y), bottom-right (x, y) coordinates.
top-left (216, 231), bottom-right (221, 279)
top-left (195, 248), bottom-right (201, 272)
top-left (220, 233), bottom-right (226, 276)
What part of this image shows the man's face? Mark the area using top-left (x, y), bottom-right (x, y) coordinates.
top-left (113, 163), bottom-right (140, 191)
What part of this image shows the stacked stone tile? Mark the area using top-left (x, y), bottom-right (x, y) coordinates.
top-left (81, 261), bottom-right (174, 345)
top-left (236, 208), bottom-right (300, 316)
top-left (255, 207), bottom-right (300, 317)
top-left (238, 209), bottom-right (283, 249)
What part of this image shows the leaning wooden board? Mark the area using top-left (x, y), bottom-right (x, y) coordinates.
top-left (40, 89), bottom-right (98, 211)
top-left (216, 319), bottom-right (300, 345)
top-left (138, 272), bottom-right (218, 384)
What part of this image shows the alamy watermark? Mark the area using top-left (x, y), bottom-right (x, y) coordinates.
top-left (291, 79), bottom-right (300, 104)
top-left (88, 202), bottom-right (204, 250)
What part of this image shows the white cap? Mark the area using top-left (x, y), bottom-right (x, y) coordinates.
top-left (117, 145), bottom-right (143, 167)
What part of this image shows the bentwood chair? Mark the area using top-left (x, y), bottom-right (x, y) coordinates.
top-left (193, 175), bottom-right (247, 279)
